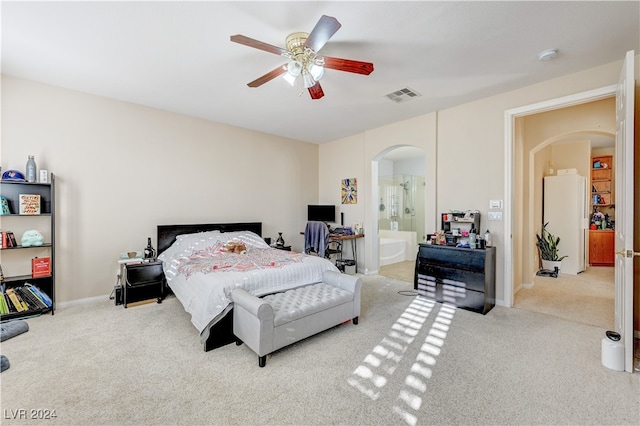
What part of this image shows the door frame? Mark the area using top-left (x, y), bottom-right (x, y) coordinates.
top-left (503, 84), bottom-right (617, 307)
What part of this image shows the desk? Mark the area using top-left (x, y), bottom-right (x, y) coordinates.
top-left (329, 234), bottom-right (364, 273)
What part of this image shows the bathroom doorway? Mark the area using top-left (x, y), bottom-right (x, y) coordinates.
top-left (377, 146), bottom-right (425, 282)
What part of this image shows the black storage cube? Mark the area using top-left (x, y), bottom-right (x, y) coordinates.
top-left (124, 261), bottom-right (165, 308)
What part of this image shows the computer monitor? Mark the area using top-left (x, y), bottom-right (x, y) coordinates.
top-left (307, 205), bottom-right (336, 223)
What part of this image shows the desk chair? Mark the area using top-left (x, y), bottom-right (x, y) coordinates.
top-left (304, 221), bottom-right (344, 268)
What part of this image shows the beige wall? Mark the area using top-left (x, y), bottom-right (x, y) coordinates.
top-left (320, 55), bottom-right (639, 315)
top-left (2, 55), bottom-right (638, 333)
top-left (1, 76), bottom-right (319, 303)
top-left (319, 113), bottom-right (437, 273)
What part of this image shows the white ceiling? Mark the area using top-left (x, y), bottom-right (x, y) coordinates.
top-left (2, 1), bottom-right (638, 144)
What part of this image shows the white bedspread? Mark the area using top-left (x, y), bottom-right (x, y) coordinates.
top-left (158, 230), bottom-right (339, 333)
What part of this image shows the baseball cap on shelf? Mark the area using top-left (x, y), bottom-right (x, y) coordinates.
top-left (2, 170), bottom-right (26, 181)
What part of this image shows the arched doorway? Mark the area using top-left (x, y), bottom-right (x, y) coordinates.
top-left (515, 130), bottom-right (616, 328)
top-left (371, 145), bottom-right (426, 282)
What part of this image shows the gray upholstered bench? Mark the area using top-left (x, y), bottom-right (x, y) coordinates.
top-left (232, 270), bottom-right (362, 367)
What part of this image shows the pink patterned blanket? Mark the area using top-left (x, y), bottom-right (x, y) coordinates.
top-left (177, 242), bottom-right (304, 279)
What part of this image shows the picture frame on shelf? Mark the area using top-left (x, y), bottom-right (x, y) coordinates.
top-left (19, 194), bottom-right (41, 215)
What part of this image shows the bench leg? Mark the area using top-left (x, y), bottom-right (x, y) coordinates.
top-left (258, 355), bottom-right (266, 368)
top-left (353, 316), bottom-right (359, 325)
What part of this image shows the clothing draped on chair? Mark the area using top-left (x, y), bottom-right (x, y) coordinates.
top-left (304, 221), bottom-right (329, 258)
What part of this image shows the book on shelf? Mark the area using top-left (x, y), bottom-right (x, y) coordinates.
top-left (32, 257), bottom-right (51, 278)
top-left (19, 194), bottom-right (41, 215)
top-left (0, 196), bottom-right (10, 215)
top-left (5, 288), bottom-right (28, 312)
top-left (26, 287), bottom-right (48, 309)
top-left (25, 283), bottom-right (52, 307)
top-left (3, 293), bottom-right (15, 313)
top-left (2, 231), bottom-right (18, 248)
top-left (0, 285), bottom-right (52, 315)
top-left (16, 286), bottom-right (47, 310)
top-left (0, 292), bottom-right (8, 315)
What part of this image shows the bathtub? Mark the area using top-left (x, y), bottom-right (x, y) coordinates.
top-left (379, 237), bottom-right (407, 266)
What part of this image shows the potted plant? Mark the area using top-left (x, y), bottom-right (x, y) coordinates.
top-left (536, 222), bottom-right (568, 272)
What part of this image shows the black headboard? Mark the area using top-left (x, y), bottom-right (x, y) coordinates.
top-left (157, 222), bottom-right (262, 255)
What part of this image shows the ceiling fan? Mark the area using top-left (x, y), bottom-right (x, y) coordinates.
top-left (230, 15), bottom-right (374, 100)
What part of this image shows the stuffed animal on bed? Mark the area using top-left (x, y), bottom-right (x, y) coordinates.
top-left (223, 241), bottom-right (247, 254)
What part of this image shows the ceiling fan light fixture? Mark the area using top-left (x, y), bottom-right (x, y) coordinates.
top-left (282, 72), bottom-right (297, 86)
top-left (308, 62), bottom-right (324, 81)
top-left (231, 15), bottom-right (373, 99)
top-left (287, 60), bottom-right (302, 77)
top-left (302, 72), bottom-right (316, 89)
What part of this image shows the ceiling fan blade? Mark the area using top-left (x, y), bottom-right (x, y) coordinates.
top-left (304, 15), bottom-right (341, 53)
top-left (230, 34), bottom-right (287, 56)
top-left (308, 82), bottom-right (325, 100)
top-left (247, 65), bottom-right (287, 88)
top-left (323, 56), bottom-right (374, 75)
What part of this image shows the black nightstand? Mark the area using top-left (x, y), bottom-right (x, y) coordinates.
top-left (272, 245), bottom-right (291, 251)
top-left (123, 261), bottom-right (165, 308)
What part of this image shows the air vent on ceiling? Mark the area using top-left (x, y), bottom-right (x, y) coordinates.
top-left (385, 87), bottom-right (421, 103)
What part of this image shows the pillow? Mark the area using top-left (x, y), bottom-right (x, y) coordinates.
top-left (214, 230), bottom-right (270, 249)
top-left (158, 230), bottom-right (268, 266)
top-left (158, 232), bottom-right (222, 265)
top-left (175, 230), bottom-right (220, 241)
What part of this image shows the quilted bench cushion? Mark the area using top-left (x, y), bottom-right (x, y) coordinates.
top-left (263, 283), bottom-right (353, 327)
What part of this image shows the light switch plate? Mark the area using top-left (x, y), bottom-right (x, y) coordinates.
top-left (489, 200), bottom-right (503, 209)
top-left (488, 211), bottom-right (503, 221)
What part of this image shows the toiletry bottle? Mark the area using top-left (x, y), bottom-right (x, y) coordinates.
top-left (144, 237), bottom-right (156, 260)
top-left (484, 229), bottom-right (491, 247)
top-left (469, 225), bottom-right (477, 249)
top-left (26, 155), bottom-right (37, 183)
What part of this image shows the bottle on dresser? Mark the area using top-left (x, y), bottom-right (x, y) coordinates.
top-left (469, 225), bottom-right (477, 249)
top-left (143, 237), bottom-right (156, 260)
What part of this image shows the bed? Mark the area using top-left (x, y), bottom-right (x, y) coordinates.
top-left (157, 222), bottom-right (340, 351)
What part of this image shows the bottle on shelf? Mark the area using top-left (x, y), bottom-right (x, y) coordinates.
top-left (484, 229), bottom-right (491, 247)
top-left (143, 237), bottom-right (156, 260)
top-left (26, 155), bottom-right (37, 183)
top-left (469, 225), bottom-right (477, 249)
top-left (275, 232), bottom-right (285, 247)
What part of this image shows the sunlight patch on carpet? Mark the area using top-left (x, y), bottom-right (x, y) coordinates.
top-left (392, 303), bottom-right (457, 426)
top-left (347, 296), bottom-right (436, 400)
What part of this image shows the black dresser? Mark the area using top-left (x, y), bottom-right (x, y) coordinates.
top-left (414, 244), bottom-right (496, 314)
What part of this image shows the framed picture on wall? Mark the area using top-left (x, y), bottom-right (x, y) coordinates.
top-left (341, 178), bottom-right (357, 204)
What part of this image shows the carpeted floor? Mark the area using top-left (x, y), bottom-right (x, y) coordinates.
top-left (1, 274), bottom-right (638, 425)
top-left (514, 266), bottom-right (614, 329)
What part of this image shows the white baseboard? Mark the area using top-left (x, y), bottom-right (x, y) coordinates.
top-left (522, 282), bottom-right (534, 289)
top-left (56, 294), bottom-right (110, 309)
